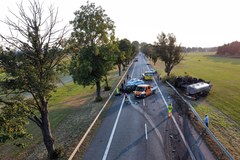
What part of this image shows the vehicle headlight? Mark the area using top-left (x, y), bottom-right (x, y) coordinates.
top-left (141, 91), bottom-right (146, 95)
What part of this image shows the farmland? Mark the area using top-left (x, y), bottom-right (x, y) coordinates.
top-left (154, 52), bottom-right (240, 159)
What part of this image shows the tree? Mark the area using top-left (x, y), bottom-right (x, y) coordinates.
top-left (0, 1), bottom-right (67, 158)
top-left (151, 52), bottom-right (158, 65)
top-left (141, 43), bottom-right (154, 58)
top-left (118, 38), bottom-right (133, 68)
top-left (155, 32), bottom-right (183, 76)
top-left (69, 2), bottom-right (115, 101)
top-left (114, 40), bottom-right (124, 76)
top-left (132, 41), bottom-right (140, 54)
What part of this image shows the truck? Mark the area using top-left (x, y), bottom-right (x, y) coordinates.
top-left (133, 84), bottom-right (157, 98)
top-left (186, 82), bottom-right (212, 96)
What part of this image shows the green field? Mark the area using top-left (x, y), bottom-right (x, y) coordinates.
top-left (154, 52), bottom-right (240, 159)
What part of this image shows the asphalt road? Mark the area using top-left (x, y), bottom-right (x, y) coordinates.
top-left (82, 53), bottom-right (215, 160)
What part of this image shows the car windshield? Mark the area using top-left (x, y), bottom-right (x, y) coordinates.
top-left (135, 86), bottom-right (145, 92)
top-left (127, 78), bottom-right (138, 83)
top-left (145, 72), bottom-right (153, 76)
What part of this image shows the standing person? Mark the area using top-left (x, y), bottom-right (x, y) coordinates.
top-left (121, 83), bottom-right (124, 92)
top-left (204, 115), bottom-right (209, 127)
top-left (115, 87), bottom-right (120, 96)
top-left (127, 74), bottom-right (129, 79)
top-left (125, 92), bottom-right (128, 101)
top-left (168, 103), bottom-right (173, 118)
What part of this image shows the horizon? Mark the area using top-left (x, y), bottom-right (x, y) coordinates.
top-left (1, 0), bottom-right (240, 48)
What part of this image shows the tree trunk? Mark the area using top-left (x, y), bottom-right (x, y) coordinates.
top-left (105, 76), bottom-right (109, 88)
top-left (165, 65), bottom-right (171, 76)
top-left (118, 64), bottom-right (121, 76)
top-left (40, 101), bottom-right (55, 159)
top-left (96, 80), bottom-right (101, 98)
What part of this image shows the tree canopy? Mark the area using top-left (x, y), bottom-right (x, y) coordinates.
top-left (155, 32), bottom-right (183, 76)
top-left (217, 41), bottom-right (240, 56)
top-left (69, 2), bottom-right (115, 101)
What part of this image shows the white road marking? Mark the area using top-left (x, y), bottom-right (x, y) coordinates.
top-left (145, 123), bottom-right (148, 140)
top-left (131, 60), bottom-right (136, 78)
top-left (102, 97), bottom-right (126, 160)
top-left (128, 98), bottom-right (164, 148)
top-left (146, 64), bottom-right (196, 160)
top-left (143, 99), bottom-right (145, 106)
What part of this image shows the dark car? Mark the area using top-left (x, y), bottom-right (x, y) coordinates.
top-left (134, 58), bottom-right (138, 62)
top-left (123, 78), bottom-right (144, 93)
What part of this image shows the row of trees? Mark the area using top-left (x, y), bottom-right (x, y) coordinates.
top-left (140, 33), bottom-right (183, 76)
top-left (217, 41), bottom-right (240, 56)
top-left (182, 46), bottom-right (217, 53)
top-left (0, 1), bottom-right (137, 159)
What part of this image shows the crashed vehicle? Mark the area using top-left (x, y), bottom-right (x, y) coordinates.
top-left (186, 82), bottom-right (212, 96)
top-left (174, 76), bottom-right (212, 99)
top-left (123, 78), bottom-right (144, 93)
top-left (134, 84), bottom-right (157, 98)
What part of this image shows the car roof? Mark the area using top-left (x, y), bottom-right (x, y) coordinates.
top-left (137, 84), bottom-right (150, 87)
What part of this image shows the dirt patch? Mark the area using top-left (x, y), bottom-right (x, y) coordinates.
top-left (61, 96), bottom-right (89, 107)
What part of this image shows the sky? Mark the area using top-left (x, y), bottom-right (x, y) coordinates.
top-left (1, 0), bottom-right (240, 47)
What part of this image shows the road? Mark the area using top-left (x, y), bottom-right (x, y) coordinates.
top-left (82, 53), bottom-right (215, 160)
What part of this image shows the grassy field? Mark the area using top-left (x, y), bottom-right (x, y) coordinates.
top-left (153, 52), bottom-right (240, 159)
top-left (0, 67), bottom-right (122, 159)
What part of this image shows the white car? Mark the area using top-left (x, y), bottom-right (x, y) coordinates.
top-left (149, 69), bottom-right (157, 74)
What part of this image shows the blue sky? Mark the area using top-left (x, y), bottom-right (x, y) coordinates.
top-left (1, 0), bottom-right (240, 47)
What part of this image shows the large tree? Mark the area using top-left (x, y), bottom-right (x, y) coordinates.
top-left (155, 32), bottom-right (183, 76)
top-left (69, 2), bottom-right (115, 101)
top-left (0, 0), bottom-right (67, 158)
top-left (119, 38), bottom-right (133, 67)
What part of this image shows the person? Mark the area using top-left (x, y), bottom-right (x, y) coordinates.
top-left (115, 87), bottom-right (121, 96)
top-left (204, 115), bottom-right (209, 127)
top-left (168, 103), bottom-right (173, 118)
top-left (127, 74), bottom-right (129, 79)
top-left (125, 92), bottom-right (128, 101)
top-left (121, 83), bottom-right (124, 92)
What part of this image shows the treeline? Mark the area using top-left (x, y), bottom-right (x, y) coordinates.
top-left (182, 47), bottom-right (217, 53)
top-left (217, 41), bottom-right (240, 56)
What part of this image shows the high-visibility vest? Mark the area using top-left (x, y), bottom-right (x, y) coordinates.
top-left (116, 87), bottom-right (119, 94)
top-left (168, 104), bottom-right (173, 112)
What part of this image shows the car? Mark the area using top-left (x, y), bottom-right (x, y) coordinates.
top-left (149, 68), bottom-right (157, 74)
top-left (142, 71), bottom-right (154, 80)
top-left (124, 78), bottom-right (144, 93)
top-left (134, 58), bottom-right (138, 62)
top-left (126, 78), bottom-right (144, 86)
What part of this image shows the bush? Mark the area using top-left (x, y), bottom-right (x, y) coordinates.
top-left (161, 74), bottom-right (177, 84)
top-left (104, 86), bottom-right (111, 91)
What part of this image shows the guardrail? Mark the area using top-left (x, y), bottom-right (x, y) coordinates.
top-left (166, 81), bottom-right (234, 160)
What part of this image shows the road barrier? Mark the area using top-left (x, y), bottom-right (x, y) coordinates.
top-left (166, 81), bottom-right (234, 160)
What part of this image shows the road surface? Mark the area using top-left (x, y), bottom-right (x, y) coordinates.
top-left (81, 53), bottom-right (215, 160)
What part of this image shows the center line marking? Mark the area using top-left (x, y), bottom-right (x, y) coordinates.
top-left (143, 99), bottom-right (145, 106)
top-left (102, 97), bottom-right (125, 160)
top-left (145, 123), bottom-right (148, 140)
